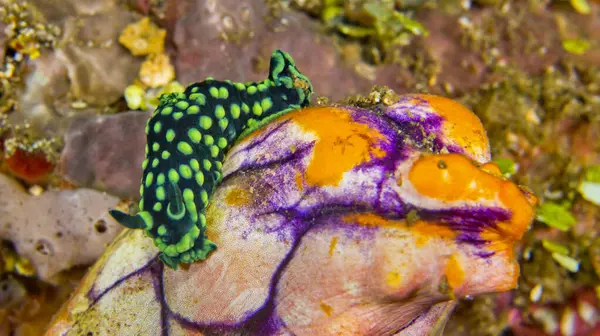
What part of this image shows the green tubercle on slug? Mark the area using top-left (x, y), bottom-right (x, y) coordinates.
top-left (109, 50), bottom-right (313, 270)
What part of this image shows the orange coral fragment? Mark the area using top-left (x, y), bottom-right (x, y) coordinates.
top-left (5, 149), bottom-right (54, 183)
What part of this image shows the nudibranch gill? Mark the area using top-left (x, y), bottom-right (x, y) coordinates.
top-left (109, 50), bottom-right (313, 269)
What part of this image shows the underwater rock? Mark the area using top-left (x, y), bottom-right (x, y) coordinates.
top-left (173, 0), bottom-right (395, 101)
top-left (58, 111), bottom-right (149, 198)
top-left (46, 95), bottom-right (536, 335)
top-left (0, 173), bottom-right (122, 282)
top-left (508, 288), bottom-right (600, 336)
top-left (7, 0), bottom-right (141, 136)
top-left (419, 4), bottom-right (564, 95)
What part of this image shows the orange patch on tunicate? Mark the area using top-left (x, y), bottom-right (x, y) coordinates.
top-left (411, 221), bottom-right (456, 246)
top-left (320, 301), bottom-right (333, 316)
top-left (224, 187), bottom-right (251, 206)
top-left (282, 107), bottom-right (388, 187)
top-left (410, 94), bottom-right (489, 160)
top-left (343, 214), bottom-right (456, 245)
top-left (329, 236), bottom-right (338, 257)
top-left (295, 171), bottom-right (304, 191)
top-left (386, 271), bottom-right (403, 289)
top-left (343, 213), bottom-right (400, 227)
top-left (409, 153), bottom-right (537, 252)
top-left (481, 162), bottom-right (502, 176)
top-left (444, 255), bottom-right (465, 290)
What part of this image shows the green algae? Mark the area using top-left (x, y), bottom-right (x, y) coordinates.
top-left (536, 202), bottom-right (577, 231)
top-left (290, 0), bottom-right (429, 63)
top-left (493, 157), bottom-right (517, 177)
top-left (569, 0), bottom-right (591, 14)
top-left (562, 38), bottom-right (591, 55)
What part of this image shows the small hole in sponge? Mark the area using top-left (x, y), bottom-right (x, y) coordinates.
top-left (35, 239), bottom-right (54, 256)
top-left (94, 220), bottom-right (107, 233)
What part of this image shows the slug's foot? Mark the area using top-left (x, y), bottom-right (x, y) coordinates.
top-left (159, 237), bottom-right (217, 270)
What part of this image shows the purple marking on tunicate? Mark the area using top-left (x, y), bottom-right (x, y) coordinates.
top-left (87, 256), bottom-right (157, 304)
top-left (150, 260), bottom-right (169, 336)
top-left (167, 200), bottom-right (388, 334)
top-left (266, 202), bottom-right (381, 242)
top-left (229, 119), bottom-right (292, 158)
top-left (165, 200), bottom-right (506, 333)
top-left (383, 97), bottom-right (469, 156)
top-left (167, 217), bottom-right (312, 335)
top-left (474, 250), bottom-right (496, 258)
top-left (387, 97), bottom-right (443, 127)
top-left (414, 205), bottom-right (512, 248)
top-left (311, 214), bottom-right (381, 242)
top-left (417, 206), bottom-right (510, 230)
top-left (392, 306), bottom-right (429, 333)
top-left (222, 142), bottom-right (314, 185)
top-left (348, 106), bottom-right (398, 140)
top-left (371, 173), bottom-right (387, 211)
top-left (456, 231), bottom-right (488, 246)
top-left (377, 186), bottom-right (406, 217)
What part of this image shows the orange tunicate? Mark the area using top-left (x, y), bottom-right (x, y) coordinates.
top-left (5, 149), bottom-right (54, 183)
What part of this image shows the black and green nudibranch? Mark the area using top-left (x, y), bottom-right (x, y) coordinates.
top-left (109, 50), bottom-right (313, 269)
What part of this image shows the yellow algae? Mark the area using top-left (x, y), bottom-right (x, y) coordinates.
top-left (410, 94), bottom-right (489, 160)
top-left (328, 236), bottom-right (338, 257)
top-left (119, 17), bottom-right (166, 56)
top-left (444, 255), bottom-right (465, 291)
top-left (139, 53), bottom-right (176, 88)
top-left (224, 187), bottom-right (251, 206)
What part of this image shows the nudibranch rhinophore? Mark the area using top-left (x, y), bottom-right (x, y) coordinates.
top-left (49, 92), bottom-right (538, 336)
top-left (109, 50), bottom-right (313, 269)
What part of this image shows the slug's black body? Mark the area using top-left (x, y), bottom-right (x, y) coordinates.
top-left (109, 50), bottom-right (313, 269)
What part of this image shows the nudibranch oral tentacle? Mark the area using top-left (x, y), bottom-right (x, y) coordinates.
top-left (109, 50), bottom-right (313, 269)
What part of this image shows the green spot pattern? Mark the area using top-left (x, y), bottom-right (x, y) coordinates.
top-left (108, 50), bottom-right (313, 270)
